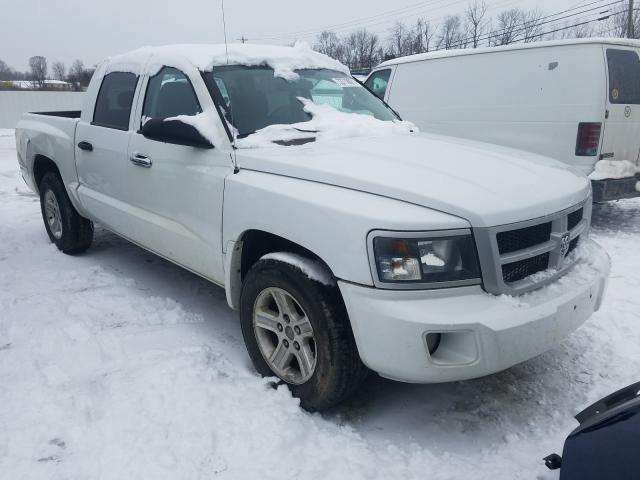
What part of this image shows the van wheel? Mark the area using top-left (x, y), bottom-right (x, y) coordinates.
top-left (39, 172), bottom-right (93, 254)
top-left (240, 257), bottom-right (368, 411)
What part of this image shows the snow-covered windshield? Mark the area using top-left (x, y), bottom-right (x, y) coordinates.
top-left (204, 67), bottom-right (399, 138)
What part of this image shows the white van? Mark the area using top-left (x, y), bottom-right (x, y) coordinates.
top-left (366, 38), bottom-right (640, 202)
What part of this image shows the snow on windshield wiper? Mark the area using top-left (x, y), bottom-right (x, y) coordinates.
top-left (273, 137), bottom-right (316, 146)
top-left (236, 130), bottom-right (256, 139)
top-left (237, 127), bottom-right (316, 139)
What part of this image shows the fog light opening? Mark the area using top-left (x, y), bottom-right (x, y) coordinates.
top-left (426, 333), bottom-right (442, 355)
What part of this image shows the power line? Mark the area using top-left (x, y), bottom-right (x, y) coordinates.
top-left (251, 0), bottom-right (458, 40)
top-left (508, 8), bottom-right (626, 41)
top-left (252, 0), bottom-right (616, 43)
top-left (446, 0), bottom-right (625, 48)
top-left (342, 0), bottom-right (519, 41)
top-left (251, 0), bottom-right (448, 40)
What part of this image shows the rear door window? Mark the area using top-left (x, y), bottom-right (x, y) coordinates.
top-left (606, 49), bottom-right (640, 105)
top-left (93, 72), bottom-right (138, 130)
top-left (142, 66), bottom-right (201, 124)
top-left (365, 69), bottom-right (391, 100)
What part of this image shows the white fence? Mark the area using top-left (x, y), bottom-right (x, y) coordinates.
top-left (0, 91), bottom-right (85, 128)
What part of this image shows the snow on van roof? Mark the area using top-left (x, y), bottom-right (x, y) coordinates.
top-left (377, 37), bottom-right (640, 68)
top-left (105, 42), bottom-right (351, 80)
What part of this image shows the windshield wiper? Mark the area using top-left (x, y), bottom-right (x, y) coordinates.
top-left (273, 137), bottom-right (316, 146)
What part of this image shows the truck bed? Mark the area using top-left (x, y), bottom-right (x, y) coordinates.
top-left (16, 111), bottom-right (81, 193)
top-left (30, 110), bottom-right (81, 119)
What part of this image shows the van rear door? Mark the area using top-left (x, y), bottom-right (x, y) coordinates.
top-left (601, 47), bottom-right (640, 171)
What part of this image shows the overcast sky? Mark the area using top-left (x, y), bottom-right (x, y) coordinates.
top-left (1, 0), bottom-right (593, 71)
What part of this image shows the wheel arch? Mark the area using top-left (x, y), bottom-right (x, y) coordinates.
top-left (33, 154), bottom-right (61, 192)
top-left (224, 229), bottom-right (336, 310)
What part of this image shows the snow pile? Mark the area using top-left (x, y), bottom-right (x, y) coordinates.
top-left (589, 159), bottom-right (639, 180)
top-left (236, 98), bottom-right (417, 148)
top-left (2, 129), bottom-right (640, 480)
top-left (261, 252), bottom-right (335, 286)
top-left (107, 42), bottom-right (350, 80)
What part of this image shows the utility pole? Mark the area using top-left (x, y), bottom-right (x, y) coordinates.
top-left (237, 36), bottom-right (248, 44)
top-left (628, 0), bottom-right (635, 38)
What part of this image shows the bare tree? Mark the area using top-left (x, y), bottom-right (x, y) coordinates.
top-left (466, 0), bottom-right (488, 48)
top-left (521, 9), bottom-right (544, 42)
top-left (600, 2), bottom-right (640, 38)
top-left (413, 18), bottom-right (435, 53)
top-left (437, 15), bottom-right (464, 50)
top-left (492, 9), bottom-right (522, 45)
top-left (0, 60), bottom-right (12, 81)
top-left (388, 21), bottom-right (412, 57)
top-left (314, 31), bottom-right (346, 63)
top-left (68, 59), bottom-right (85, 90)
top-left (29, 56), bottom-right (47, 89)
top-left (51, 61), bottom-right (66, 81)
top-left (344, 29), bottom-right (381, 69)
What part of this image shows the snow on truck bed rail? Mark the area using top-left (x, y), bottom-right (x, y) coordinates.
top-left (106, 42), bottom-right (350, 80)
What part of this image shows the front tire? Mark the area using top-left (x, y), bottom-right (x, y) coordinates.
top-left (39, 172), bottom-right (93, 254)
top-left (240, 257), bottom-right (367, 411)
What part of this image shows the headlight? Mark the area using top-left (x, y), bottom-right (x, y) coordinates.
top-left (370, 230), bottom-right (481, 289)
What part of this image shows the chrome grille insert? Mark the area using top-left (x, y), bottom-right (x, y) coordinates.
top-left (474, 200), bottom-right (591, 296)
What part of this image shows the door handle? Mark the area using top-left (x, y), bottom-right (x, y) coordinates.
top-left (77, 141), bottom-right (93, 152)
top-left (130, 152), bottom-right (152, 168)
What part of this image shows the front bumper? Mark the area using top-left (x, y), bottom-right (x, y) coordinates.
top-left (592, 175), bottom-right (640, 202)
top-left (339, 239), bottom-right (610, 383)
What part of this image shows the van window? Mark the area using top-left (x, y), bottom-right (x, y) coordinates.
top-left (142, 67), bottom-right (202, 123)
top-left (365, 69), bottom-right (391, 100)
top-left (93, 72), bottom-right (138, 130)
top-left (606, 49), bottom-right (640, 105)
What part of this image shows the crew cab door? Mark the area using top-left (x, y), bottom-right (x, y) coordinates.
top-left (601, 47), bottom-right (640, 169)
top-left (75, 72), bottom-right (140, 233)
top-left (125, 66), bottom-right (230, 282)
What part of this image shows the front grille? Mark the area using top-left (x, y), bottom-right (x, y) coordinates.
top-left (502, 253), bottom-right (550, 283)
top-left (475, 201), bottom-right (590, 295)
top-left (496, 222), bottom-right (552, 254)
top-left (568, 237), bottom-right (580, 254)
top-left (568, 208), bottom-right (583, 230)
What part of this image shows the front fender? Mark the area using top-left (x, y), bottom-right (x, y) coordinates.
top-left (222, 170), bottom-right (469, 286)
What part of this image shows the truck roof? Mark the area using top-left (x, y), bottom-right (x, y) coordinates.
top-left (377, 37), bottom-right (640, 68)
top-left (104, 43), bottom-right (351, 80)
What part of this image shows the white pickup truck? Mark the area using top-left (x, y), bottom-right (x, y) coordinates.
top-left (15, 44), bottom-right (610, 411)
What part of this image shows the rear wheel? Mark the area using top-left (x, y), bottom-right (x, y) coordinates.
top-left (240, 257), bottom-right (368, 411)
top-left (39, 172), bottom-right (93, 254)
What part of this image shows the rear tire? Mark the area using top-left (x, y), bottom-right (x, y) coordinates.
top-left (240, 257), bottom-right (368, 411)
top-left (39, 172), bottom-right (93, 254)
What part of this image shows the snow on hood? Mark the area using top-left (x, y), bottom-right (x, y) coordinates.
top-left (236, 98), bottom-right (417, 148)
top-left (106, 42), bottom-right (350, 80)
top-left (237, 132), bottom-right (591, 227)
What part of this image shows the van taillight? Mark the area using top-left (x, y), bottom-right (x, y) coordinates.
top-left (575, 122), bottom-right (601, 156)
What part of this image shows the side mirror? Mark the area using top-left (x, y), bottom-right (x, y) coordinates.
top-left (141, 117), bottom-right (214, 149)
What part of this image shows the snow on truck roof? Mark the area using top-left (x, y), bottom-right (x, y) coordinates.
top-left (105, 42), bottom-right (351, 80)
top-left (377, 37), bottom-right (640, 68)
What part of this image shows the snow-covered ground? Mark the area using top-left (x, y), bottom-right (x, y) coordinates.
top-left (1, 127), bottom-right (639, 479)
